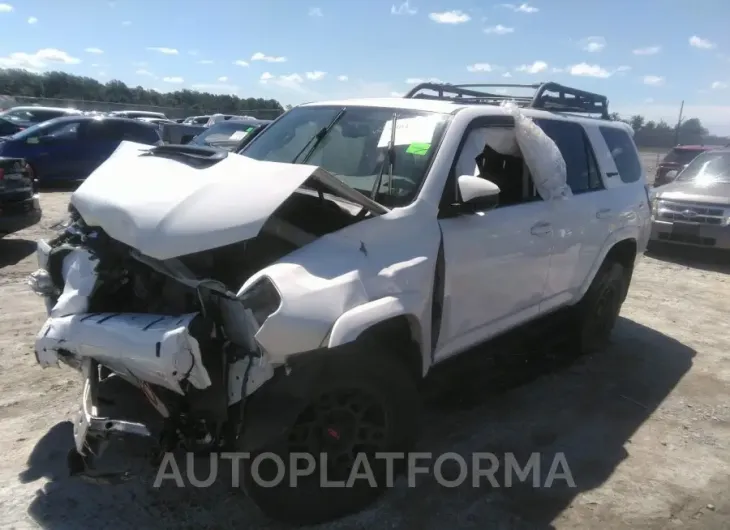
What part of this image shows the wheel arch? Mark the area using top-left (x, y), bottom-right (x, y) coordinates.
top-left (580, 234), bottom-right (638, 301)
top-left (326, 296), bottom-right (428, 381)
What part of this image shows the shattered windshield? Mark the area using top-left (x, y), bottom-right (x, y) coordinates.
top-left (676, 151), bottom-right (730, 184)
top-left (240, 105), bottom-right (449, 207)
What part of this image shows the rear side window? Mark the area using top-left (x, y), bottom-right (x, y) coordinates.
top-left (535, 119), bottom-right (603, 193)
top-left (598, 126), bottom-right (643, 183)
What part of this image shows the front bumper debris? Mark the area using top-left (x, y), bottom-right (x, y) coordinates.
top-left (35, 312), bottom-right (212, 394)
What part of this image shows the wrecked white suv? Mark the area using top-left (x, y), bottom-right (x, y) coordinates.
top-left (28, 82), bottom-right (651, 524)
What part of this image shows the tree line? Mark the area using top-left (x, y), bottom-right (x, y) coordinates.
top-left (609, 112), bottom-right (727, 149)
top-left (0, 68), bottom-right (284, 116)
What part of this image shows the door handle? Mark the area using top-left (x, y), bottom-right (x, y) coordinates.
top-left (530, 221), bottom-right (552, 236)
top-left (596, 208), bottom-right (613, 219)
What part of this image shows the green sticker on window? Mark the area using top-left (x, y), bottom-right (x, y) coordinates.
top-left (406, 142), bottom-right (430, 155)
top-left (246, 127), bottom-right (254, 132)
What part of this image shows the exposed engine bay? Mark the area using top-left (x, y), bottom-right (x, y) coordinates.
top-left (29, 184), bottom-right (370, 478)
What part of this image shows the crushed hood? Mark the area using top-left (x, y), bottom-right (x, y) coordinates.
top-left (71, 141), bottom-right (387, 260)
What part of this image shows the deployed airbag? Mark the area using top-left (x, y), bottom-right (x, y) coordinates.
top-left (501, 101), bottom-right (572, 200)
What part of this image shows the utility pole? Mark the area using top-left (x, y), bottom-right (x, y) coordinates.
top-left (673, 100), bottom-right (684, 146)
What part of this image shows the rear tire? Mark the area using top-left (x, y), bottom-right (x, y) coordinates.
top-left (242, 346), bottom-right (421, 526)
top-left (570, 260), bottom-right (627, 354)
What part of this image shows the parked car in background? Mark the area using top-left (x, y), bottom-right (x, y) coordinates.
top-left (108, 110), bottom-right (167, 120)
top-left (0, 116), bottom-right (161, 182)
top-left (160, 121), bottom-right (207, 144)
top-left (653, 144), bottom-right (722, 187)
top-left (182, 115), bottom-right (210, 125)
top-left (650, 148), bottom-right (730, 250)
top-left (187, 118), bottom-right (271, 151)
top-left (0, 106), bottom-right (81, 130)
top-left (0, 157), bottom-right (41, 236)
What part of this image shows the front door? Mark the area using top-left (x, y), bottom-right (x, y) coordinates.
top-left (433, 123), bottom-right (554, 362)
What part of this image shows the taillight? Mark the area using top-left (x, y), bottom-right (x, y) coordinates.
top-left (0, 168), bottom-right (4, 181)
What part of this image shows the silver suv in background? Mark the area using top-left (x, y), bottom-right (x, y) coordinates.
top-left (650, 148), bottom-right (730, 249)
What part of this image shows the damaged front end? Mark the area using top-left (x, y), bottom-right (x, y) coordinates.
top-left (27, 214), bottom-right (276, 480)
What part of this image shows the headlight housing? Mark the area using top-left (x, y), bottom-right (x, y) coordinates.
top-left (240, 277), bottom-right (281, 327)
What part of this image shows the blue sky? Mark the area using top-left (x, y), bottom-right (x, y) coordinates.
top-left (2, 0), bottom-right (730, 133)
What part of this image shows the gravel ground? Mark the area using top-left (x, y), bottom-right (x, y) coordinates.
top-left (1, 151), bottom-right (729, 529)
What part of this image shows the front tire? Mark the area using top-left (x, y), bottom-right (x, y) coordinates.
top-left (242, 346), bottom-right (421, 525)
top-left (571, 260), bottom-right (627, 354)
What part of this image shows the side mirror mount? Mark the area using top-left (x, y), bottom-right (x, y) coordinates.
top-left (458, 175), bottom-right (500, 210)
top-left (665, 169), bottom-right (679, 181)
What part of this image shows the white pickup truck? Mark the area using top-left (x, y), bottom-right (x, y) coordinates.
top-left (28, 81), bottom-right (651, 524)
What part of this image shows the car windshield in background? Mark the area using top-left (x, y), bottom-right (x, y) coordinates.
top-left (9, 117), bottom-right (75, 140)
top-left (189, 122), bottom-right (259, 150)
top-left (241, 106), bottom-right (449, 207)
top-left (676, 151), bottom-right (730, 184)
top-left (663, 148), bottom-right (707, 166)
top-left (1, 109), bottom-right (68, 123)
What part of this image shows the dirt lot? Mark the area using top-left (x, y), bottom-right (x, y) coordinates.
top-left (1, 153), bottom-right (729, 529)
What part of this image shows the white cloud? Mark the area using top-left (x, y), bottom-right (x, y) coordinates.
top-left (136, 69), bottom-right (154, 76)
top-left (391, 1), bottom-right (417, 15)
top-left (217, 76), bottom-right (228, 82)
top-left (503, 72), bottom-right (512, 78)
top-left (306, 71), bottom-right (327, 81)
top-left (615, 65), bottom-right (631, 74)
top-left (198, 59), bottom-right (214, 65)
top-left (0, 4), bottom-right (13, 12)
top-left (552, 67), bottom-right (564, 73)
top-left (260, 72), bottom-right (306, 91)
top-left (429, 10), bottom-right (470, 24)
top-left (643, 75), bottom-right (665, 86)
top-left (711, 81), bottom-right (728, 90)
top-left (390, 91), bottom-right (404, 97)
top-left (27, 16), bottom-right (37, 24)
top-left (484, 24), bottom-right (514, 35)
top-left (0, 48), bottom-right (81, 71)
top-left (148, 47), bottom-right (178, 55)
top-left (337, 75), bottom-right (349, 81)
top-left (568, 63), bottom-right (611, 78)
top-left (85, 47), bottom-right (104, 54)
top-left (405, 77), bottom-right (442, 84)
top-left (251, 52), bottom-right (287, 63)
top-left (163, 76), bottom-right (184, 83)
top-left (516, 60), bottom-right (547, 74)
top-left (188, 50), bottom-right (199, 57)
top-left (579, 36), bottom-right (606, 53)
top-left (689, 35), bottom-right (715, 49)
top-left (233, 60), bottom-right (249, 67)
top-left (499, 3), bottom-right (539, 13)
top-left (467, 63), bottom-right (493, 72)
top-left (121, 20), bottom-right (131, 26)
top-left (633, 45), bottom-right (661, 56)
top-left (308, 7), bottom-right (323, 16)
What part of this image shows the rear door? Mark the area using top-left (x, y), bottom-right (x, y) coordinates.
top-left (533, 118), bottom-right (606, 312)
top-left (31, 120), bottom-right (84, 180)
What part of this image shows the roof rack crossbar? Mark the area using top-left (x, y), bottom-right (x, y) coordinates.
top-left (404, 81), bottom-right (610, 119)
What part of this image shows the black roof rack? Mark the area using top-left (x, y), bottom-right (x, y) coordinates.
top-left (403, 82), bottom-right (610, 120)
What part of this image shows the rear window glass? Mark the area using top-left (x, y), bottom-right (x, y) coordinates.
top-left (676, 151), bottom-right (730, 184)
top-left (662, 148), bottom-right (706, 166)
top-left (598, 126), bottom-right (643, 183)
